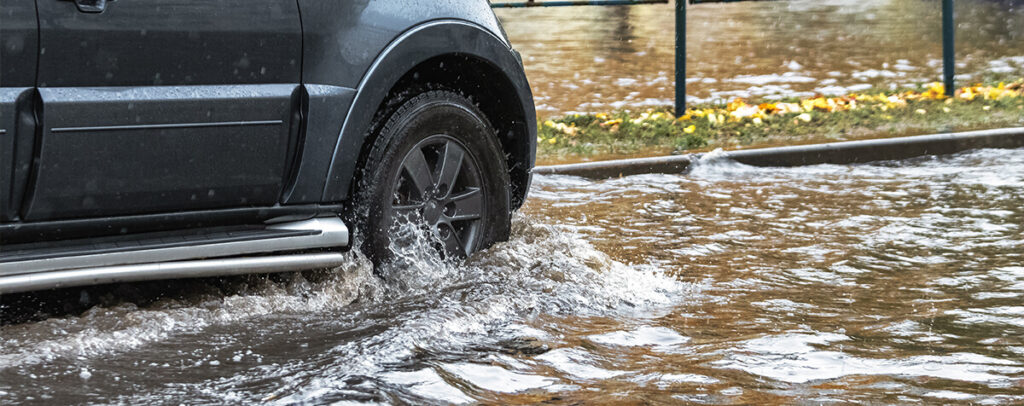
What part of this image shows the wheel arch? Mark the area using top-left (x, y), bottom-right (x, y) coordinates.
top-left (321, 20), bottom-right (536, 210)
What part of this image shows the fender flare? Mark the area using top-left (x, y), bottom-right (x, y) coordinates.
top-left (320, 20), bottom-right (536, 202)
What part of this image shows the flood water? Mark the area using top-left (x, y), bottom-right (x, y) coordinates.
top-left (3, 1), bottom-right (1024, 403)
top-left (2, 147), bottom-right (1024, 404)
top-left (495, 0), bottom-right (1024, 116)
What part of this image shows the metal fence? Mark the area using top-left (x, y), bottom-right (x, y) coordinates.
top-left (491, 0), bottom-right (958, 114)
top-left (490, 0), bottom-right (668, 7)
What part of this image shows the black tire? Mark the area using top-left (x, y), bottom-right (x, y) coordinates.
top-left (352, 90), bottom-right (512, 267)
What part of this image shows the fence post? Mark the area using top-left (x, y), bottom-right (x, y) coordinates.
top-left (675, 0), bottom-right (686, 115)
top-left (943, 0), bottom-right (955, 97)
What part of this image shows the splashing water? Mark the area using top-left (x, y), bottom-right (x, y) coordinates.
top-left (1, 213), bottom-right (691, 404)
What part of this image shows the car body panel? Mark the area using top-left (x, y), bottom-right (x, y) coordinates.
top-left (296, 0), bottom-right (507, 89)
top-left (35, 0), bottom-right (302, 87)
top-left (281, 84), bottom-right (356, 204)
top-left (24, 0), bottom-right (304, 221)
top-left (0, 1), bottom-right (37, 88)
top-left (0, 2), bottom-right (38, 222)
top-left (24, 85), bottom-right (297, 220)
top-left (0, 88), bottom-right (34, 222)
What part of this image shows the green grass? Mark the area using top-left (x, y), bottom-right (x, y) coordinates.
top-left (536, 82), bottom-right (1024, 165)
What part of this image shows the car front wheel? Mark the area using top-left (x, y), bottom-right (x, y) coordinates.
top-left (353, 90), bottom-right (512, 266)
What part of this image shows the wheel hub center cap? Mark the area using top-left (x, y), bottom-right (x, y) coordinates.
top-left (423, 199), bottom-right (442, 223)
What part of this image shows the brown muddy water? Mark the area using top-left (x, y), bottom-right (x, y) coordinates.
top-left (3, 1), bottom-right (1024, 404)
top-left (2, 147), bottom-right (1023, 404)
top-left (495, 0), bottom-right (1024, 117)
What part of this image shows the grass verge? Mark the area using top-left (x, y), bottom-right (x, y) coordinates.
top-left (536, 80), bottom-right (1024, 165)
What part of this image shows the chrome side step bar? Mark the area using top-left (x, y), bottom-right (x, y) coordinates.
top-left (0, 253), bottom-right (348, 294)
top-left (0, 217), bottom-right (350, 294)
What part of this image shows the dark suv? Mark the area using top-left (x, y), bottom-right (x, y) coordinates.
top-left (0, 0), bottom-right (536, 293)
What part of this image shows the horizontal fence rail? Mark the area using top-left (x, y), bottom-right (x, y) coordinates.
top-left (491, 0), bottom-right (667, 7)
top-left (490, 0), bottom-right (762, 6)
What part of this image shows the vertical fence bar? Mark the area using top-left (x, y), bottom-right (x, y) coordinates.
top-left (675, 0), bottom-right (686, 115)
top-left (942, 0), bottom-right (955, 97)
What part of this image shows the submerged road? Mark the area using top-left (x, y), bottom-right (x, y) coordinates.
top-left (2, 147), bottom-right (1023, 403)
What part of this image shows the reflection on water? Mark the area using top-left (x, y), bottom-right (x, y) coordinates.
top-left (523, 148), bottom-right (1024, 403)
top-left (496, 0), bottom-right (1024, 116)
top-left (2, 147), bottom-right (1024, 403)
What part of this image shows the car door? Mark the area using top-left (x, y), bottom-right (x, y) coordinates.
top-left (0, 1), bottom-right (38, 223)
top-left (25, 0), bottom-right (303, 221)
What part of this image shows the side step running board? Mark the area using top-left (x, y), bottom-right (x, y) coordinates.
top-left (0, 253), bottom-right (348, 294)
top-left (0, 217), bottom-right (350, 294)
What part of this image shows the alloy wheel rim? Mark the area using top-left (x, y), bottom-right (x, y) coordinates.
top-left (387, 134), bottom-right (485, 257)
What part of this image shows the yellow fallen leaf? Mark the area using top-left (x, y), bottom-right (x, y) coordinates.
top-left (797, 113), bottom-right (812, 122)
top-left (549, 122), bottom-right (578, 136)
top-left (886, 95), bottom-right (907, 107)
top-left (960, 87), bottom-right (978, 101)
top-left (601, 118), bottom-right (623, 127)
top-left (775, 103), bottom-right (802, 115)
top-left (684, 125), bottom-right (696, 133)
top-left (730, 104), bottom-right (760, 119)
top-left (801, 99), bottom-right (815, 112)
top-left (814, 97), bottom-right (831, 111)
top-left (727, 98), bottom-right (747, 112)
top-left (922, 82), bottom-right (946, 99)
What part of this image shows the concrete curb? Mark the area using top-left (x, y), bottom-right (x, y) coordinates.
top-left (533, 127), bottom-right (1024, 179)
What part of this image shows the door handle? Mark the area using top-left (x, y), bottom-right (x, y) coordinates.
top-left (71, 0), bottom-right (107, 13)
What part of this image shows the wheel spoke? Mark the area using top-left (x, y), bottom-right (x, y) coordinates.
top-left (436, 141), bottom-right (465, 198)
top-left (441, 225), bottom-right (467, 257)
top-left (401, 148), bottom-right (435, 200)
top-left (447, 188), bottom-right (483, 222)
